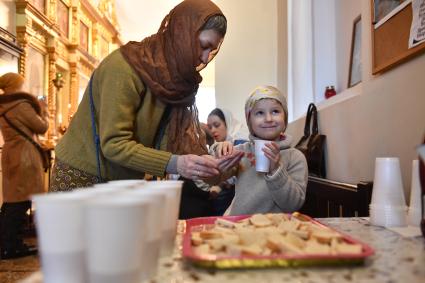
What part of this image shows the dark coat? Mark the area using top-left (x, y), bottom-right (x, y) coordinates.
top-left (0, 92), bottom-right (49, 202)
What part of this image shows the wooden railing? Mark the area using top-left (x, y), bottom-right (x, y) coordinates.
top-left (299, 176), bottom-right (373, 218)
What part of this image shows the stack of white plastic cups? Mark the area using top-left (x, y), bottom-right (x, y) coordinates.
top-left (141, 180), bottom-right (183, 257)
top-left (370, 157), bottom-right (407, 227)
top-left (32, 179), bottom-right (183, 283)
top-left (407, 160), bottom-right (422, 226)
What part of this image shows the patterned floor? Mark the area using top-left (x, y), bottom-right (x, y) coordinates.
top-left (0, 238), bottom-right (39, 283)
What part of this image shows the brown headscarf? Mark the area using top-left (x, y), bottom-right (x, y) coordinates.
top-left (120, 0), bottom-right (225, 155)
top-left (0, 72), bottom-right (25, 94)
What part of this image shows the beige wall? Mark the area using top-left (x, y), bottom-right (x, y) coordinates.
top-left (286, 0), bottom-right (425, 199)
top-left (215, 0), bottom-right (281, 122)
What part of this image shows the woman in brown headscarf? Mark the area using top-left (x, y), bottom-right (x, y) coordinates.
top-left (50, 0), bottom-right (236, 191)
top-left (0, 72), bottom-right (49, 259)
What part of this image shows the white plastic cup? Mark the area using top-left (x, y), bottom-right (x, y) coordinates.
top-left (93, 180), bottom-right (145, 190)
top-left (408, 160), bottom-right (421, 226)
top-left (370, 157), bottom-right (406, 207)
top-left (85, 195), bottom-right (150, 283)
top-left (370, 204), bottom-right (407, 227)
top-left (370, 157), bottom-right (407, 227)
top-left (123, 190), bottom-right (165, 281)
top-left (32, 192), bottom-right (94, 283)
top-left (103, 179), bottom-right (146, 189)
top-left (81, 180), bottom-right (145, 196)
top-left (254, 140), bottom-right (270, 172)
top-left (143, 180), bottom-right (183, 256)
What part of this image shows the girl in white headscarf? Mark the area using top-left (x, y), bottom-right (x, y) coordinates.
top-left (209, 86), bottom-right (308, 215)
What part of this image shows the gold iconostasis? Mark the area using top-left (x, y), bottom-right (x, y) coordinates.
top-left (1, 0), bottom-right (122, 146)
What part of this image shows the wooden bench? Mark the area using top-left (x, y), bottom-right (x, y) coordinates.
top-left (299, 176), bottom-right (373, 218)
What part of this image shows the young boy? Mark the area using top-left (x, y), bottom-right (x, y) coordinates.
top-left (211, 86), bottom-right (308, 215)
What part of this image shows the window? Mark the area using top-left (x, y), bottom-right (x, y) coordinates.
top-left (80, 21), bottom-right (89, 52)
top-left (57, 1), bottom-right (69, 37)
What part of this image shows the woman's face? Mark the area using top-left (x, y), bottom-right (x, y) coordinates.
top-left (249, 99), bottom-right (286, 141)
top-left (207, 114), bottom-right (227, 142)
top-left (196, 29), bottom-right (223, 72)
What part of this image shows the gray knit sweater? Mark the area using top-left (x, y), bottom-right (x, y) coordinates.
top-left (213, 135), bottom-right (308, 215)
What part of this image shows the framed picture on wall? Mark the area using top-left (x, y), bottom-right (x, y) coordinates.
top-left (348, 16), bottom-right (362, 88)
top-left (373, 0), bottom-right (404, 24)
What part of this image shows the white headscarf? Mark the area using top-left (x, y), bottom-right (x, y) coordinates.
top-left (244, 85), bottom-right (288, 135)
top-left (220, 108), bottom-right (250, 143)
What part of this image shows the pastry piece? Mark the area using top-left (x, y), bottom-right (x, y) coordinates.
top-left (266, 234), bottom-right (286, 253)
top-left (190, 213), bottom-right (364, 258)
top-left (249, 214), bottom-right (273, 227)
top-left (216, 218), bottom-right (237, 228)
top-left (266, 213), bottom-right (288, 225)
top-left (311, 229), bottom-right (343, 244)
top-left (304, 239), bottom-right (331, 255)
top-left (194, 244), bottom-right (211, 255)
top-left (285, 232), bottom-right (306, 250)
top-left (237, 227), bottom-right (266, 247)
top-left (205, 234), bottom-right (240, 252)
top-left (279, 236), bottom-right (304, 254)
top-left (199, 229), bottom-right (223, 240)
top-left (291, 229), bottom-right (310, 240)
top-left (277, 219), bottom-right (300, 233)
top-left (240, 244), bottom-right (263, 256)
top-left (191, 232), bottom-right (203, 246)
top-left (333, 241), bottom-right (363, 254)
top-left (213, 225), bottom-right (236, 235)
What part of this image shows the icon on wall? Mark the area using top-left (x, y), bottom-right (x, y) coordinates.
top-left (348, 16), bottom-right (362, 88)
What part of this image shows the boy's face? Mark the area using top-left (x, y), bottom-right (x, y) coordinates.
top-left (249, 98), bottom-right (286, 141)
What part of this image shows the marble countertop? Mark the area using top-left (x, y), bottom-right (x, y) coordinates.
top-left (22, 218), bottom-right (425, 283)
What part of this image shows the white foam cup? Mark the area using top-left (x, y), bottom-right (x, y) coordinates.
top-left (123, 190), bottom-right (165, 281)
top-left (370, 204), bottom-right (407, 227)
top-left (142, 180), bottom-right (183, 256)
top-left (93, 180), bottom-right (145, 190)
top-left (85, 195), bottom-right (150, 283)
top-left (32, 192), bottom-right (94, 283)
top-left (104, 179), bottom-right (146, 189)
top-left (371, 157), bottom-right (406, 207)
top-left (254, 140), bottom-right (270, 172)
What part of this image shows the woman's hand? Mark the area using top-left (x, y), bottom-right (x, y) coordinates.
top-left (177, 154), bottom-right (220, 180)
top-left (217, 150), bottom-right (244, 172)
top-left (263, 142), bottom-right (281, 173)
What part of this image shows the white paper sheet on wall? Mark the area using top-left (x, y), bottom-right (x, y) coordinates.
top-left (409, 0), bottom-right (425, 48)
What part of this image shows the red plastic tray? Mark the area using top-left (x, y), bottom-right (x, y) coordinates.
top-left (182, 213), bottom-right (374, 269)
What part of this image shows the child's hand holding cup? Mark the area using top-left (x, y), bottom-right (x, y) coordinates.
top-left (254, 140), bottom-right (270, 172)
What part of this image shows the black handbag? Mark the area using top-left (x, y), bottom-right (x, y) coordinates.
top-left (295, 103), bottom-right (326, 178)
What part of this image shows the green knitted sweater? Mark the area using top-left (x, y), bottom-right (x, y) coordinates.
top-left (55, 49), bottom-right (172, 180)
